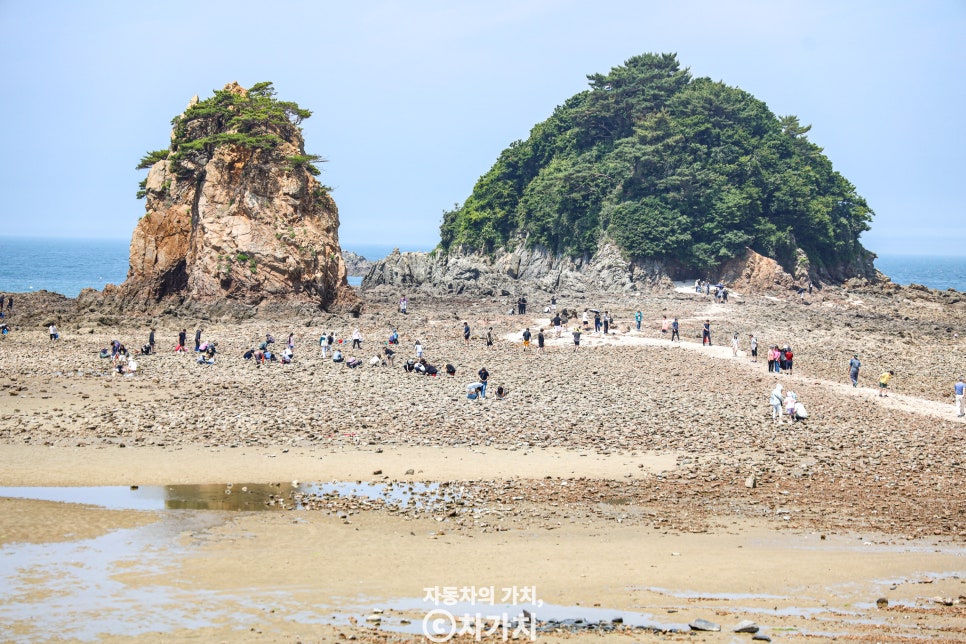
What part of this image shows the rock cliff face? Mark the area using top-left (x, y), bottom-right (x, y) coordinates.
top-left (717, 248), bottom-right (803, 293)
top-left (119, 82), bottom-right (357, 312)
top-left (362, 241), bottom-right (674, 296)
top-left (363, 243), bottom-right (880, 297)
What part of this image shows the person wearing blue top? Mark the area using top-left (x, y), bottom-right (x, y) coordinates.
top-left (848, 355), bottom-right (861, 387)
top-left (955, 376), bottom-right (965, 417)
top-left (634, 310), bottom-right (642, 331)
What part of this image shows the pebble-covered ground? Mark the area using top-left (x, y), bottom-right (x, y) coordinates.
top-left (1, 283), bottom-right (964, 543)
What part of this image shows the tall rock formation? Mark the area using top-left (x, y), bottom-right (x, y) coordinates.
top-left (119, 82), bottom-right (357, 312)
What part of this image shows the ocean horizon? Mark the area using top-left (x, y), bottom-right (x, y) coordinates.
top-left (0, 236), bottom-right (962, 298)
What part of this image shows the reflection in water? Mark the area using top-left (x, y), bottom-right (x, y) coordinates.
top-left (0, 512), bottom-right (234, 643)
top-left (0, 481), bottom-right (445, 512)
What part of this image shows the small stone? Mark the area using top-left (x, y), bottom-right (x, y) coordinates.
top-left (752, 634), bottom-right (772, 642)
top-left (689, 618), bottom-right (720, 632)
top-left (876, 597), bottom-right (888, 609)
top-left (405, 469), bottom-right (415, 475)
top-left (733, 619), bottom-right (759, 633)
top-left (745, 475), bottom-right (757, 489)
top-left (373, 469), bottom-right (383, 475)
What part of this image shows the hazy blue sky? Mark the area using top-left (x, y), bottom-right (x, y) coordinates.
top-left (1, 1), bottom-right (963, 256)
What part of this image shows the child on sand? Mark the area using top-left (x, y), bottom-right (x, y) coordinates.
top-left (878, 370), bottom-right (894, 397)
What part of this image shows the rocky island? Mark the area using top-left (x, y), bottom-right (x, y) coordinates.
top-left (365, 53), bottom-right (879, 297)
top-left (109, 81), bottom-right (357, 315)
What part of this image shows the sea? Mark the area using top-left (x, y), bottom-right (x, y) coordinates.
top-left (0, 236), bottom-right (963, 298)
top-left (0, 238), bottom-right (434, 297)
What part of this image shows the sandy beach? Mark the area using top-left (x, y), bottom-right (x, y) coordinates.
top-left (1, 284), bottom-right (964, 642)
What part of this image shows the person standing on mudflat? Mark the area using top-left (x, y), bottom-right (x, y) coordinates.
top-left (463, 321), bottom-right (471, 346)
top-left (670, 317), bottom-right (679, 342)
top-left (478, 367), bottom-right (489, 399)
top-left (848, 355), bottom-right (861, 387)
top-left (195, 328), bottom-right (202, 351)
top-left (770, 383), bottom-right (785, 424)
top-left (702, 320), bottom-right (711, 346)
top-left (955, 376), bottom-right (965, 417)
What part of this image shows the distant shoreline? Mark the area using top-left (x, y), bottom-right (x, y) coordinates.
top-left (1, 236), bottom-right (964, 296)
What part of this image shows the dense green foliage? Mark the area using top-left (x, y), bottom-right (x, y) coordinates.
top-left (136, 149), bottom-right (170, 170)
top-left (136, 82), bottom-right (322, 197)
top-left (440, 53), bottom-right (873, 272)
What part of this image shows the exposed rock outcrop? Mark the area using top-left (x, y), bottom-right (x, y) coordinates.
top-left (341, 251), bottom-right (373, 277)
top-left (717, 248), bottom-right (802, 294)
top-left (364, 241), bottom-right (882, 298)
top-left (362, 242), bottom-right (673, 296)
top-left (116, 82), bottom-right (357, 314)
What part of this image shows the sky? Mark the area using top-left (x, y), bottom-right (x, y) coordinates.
top-left (0, 1), bottom-right (964, 257)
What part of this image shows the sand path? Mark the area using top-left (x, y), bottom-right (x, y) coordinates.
top-left (511, 309), bottom-right (959, 423)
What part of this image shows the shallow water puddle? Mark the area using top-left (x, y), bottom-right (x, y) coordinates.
top-left (0, 512), bottom-right (235, 642)
top-left (0, 480), bottom-right (444, 512)
top-left (371, 597), bottom-right (690, 635)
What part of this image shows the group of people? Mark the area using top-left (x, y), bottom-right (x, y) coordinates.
top-left (520, 327), bottom-right (547, 353)
top-left (693, 280), bottom-right (728, 302)
top-left (580, 309), bottom-right (615, 334)
top-left (769, 383), bottom-right (808, 423)
top-left (99, 339), bottom-right (139, 375)
top-left (465, 366), bottom-right (506, 400)
top-left (240, 332), bottom-right (295, 364)
top-left (766, 345), bottom-right (794, 374)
